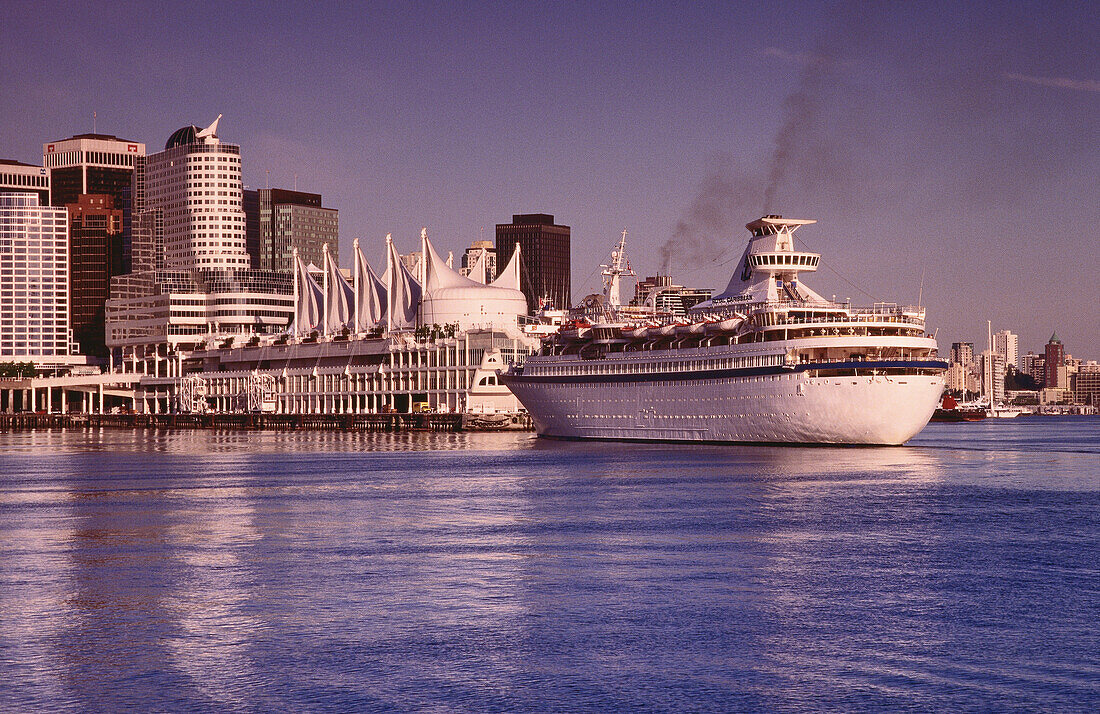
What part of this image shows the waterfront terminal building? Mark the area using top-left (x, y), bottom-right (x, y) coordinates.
top-left (114, 228), bottom-right (536, 415)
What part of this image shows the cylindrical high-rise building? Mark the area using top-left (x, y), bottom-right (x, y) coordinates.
top-left (146, 116), bottom-right (249, 271)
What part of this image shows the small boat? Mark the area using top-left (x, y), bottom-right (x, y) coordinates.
top-left (931, 395), bottom-right (987, 422)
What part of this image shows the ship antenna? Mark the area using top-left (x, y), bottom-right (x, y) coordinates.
top-left (917, 267), bottom-right (925, 310)
top-left (601, 229), bottom-right (636, 307)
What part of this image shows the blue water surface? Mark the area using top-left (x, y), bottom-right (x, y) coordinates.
top-left (0, 417), bottom-right (1097, 712)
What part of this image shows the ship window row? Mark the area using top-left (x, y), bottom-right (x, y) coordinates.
top-left (536, 353), bottom-right (783, 376)
top-left (749, 254), bottom-right (818, 267)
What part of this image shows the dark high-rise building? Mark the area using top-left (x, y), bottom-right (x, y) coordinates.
top-left (257, 188), bottom-right (339, 272)
top-left (43, 134), bottom-right (145, 208)
top-left (1044, 333), bottom-right (1065, 389)
top-left (243, 189), bottom-right (261, 268)
top-left (495, 213), bottom-right (571, 312)
top-left (68, 194), bottom-right (123, 359)
top-left (0, 160), bottom-right (51, 204)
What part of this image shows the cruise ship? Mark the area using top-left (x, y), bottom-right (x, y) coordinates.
top-left (503, 216), bottom-right (947, 444)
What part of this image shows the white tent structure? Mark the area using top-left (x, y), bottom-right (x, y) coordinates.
top-left (352, 237), bottom-right (387, 331)
top-left (490, 242), bottom-right (521, 292)
top-left (323, 243), bottom-right (355, 334)
top-left (292, 249), bottom-right (324, 336)
top-left (385, 233), bottom-right (422, 331)
top-left (466, 249), bottom-right (488, 284)
top-left (288, 230), bottom-right (529, 339)
top-left (419, 230), bottom-right (527, 333)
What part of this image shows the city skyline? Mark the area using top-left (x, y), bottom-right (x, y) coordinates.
top-left (1, 1), bottom-right (1096, 356)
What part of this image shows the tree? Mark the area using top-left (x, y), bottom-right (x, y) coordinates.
top-left (1005, 367), bottom-right (1038, 391)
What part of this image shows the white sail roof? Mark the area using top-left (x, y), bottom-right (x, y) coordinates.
top-left (385, 234), bottom-right (422, 331)
top-left (353, 237), bottom-right (387, 331)
top-left (324, 246), bottom-right (354, 334)
top-left (491, 243), bottom-right (521, 291)
top-left (293, 252), bottom-right (324, 336)
top-left (467, 249), bottom-right (487, 284)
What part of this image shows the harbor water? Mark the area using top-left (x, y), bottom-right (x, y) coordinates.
top-left (1, 417), bottom-right (1097, 711)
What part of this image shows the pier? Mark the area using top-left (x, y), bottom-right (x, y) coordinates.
top-left (0, 412), bottom-right (467, 432)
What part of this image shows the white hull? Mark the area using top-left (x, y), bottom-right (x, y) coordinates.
top-left (507, 369), bottom-right (944, 445)
top-left (986, 407), bottom-right (1025, 419)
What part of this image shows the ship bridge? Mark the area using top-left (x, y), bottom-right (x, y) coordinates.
top-left (745, 251), bottom-right (819, 273)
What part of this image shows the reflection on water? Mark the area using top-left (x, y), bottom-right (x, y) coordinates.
top-left (0, 418), bottom-right (1097, 710)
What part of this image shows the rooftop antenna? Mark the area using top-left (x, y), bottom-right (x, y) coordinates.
top-left (294, 173), bottom-right (298, 191)
top-left (265, 170), bottom-right (270, 189)
top-left (93, 110), bottom-right (97, 133)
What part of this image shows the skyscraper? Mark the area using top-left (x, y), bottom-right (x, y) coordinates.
top-left (993, 330), bottom-right (1019, 371)
top-left (0, 193), bottom-right (71, 361)
top-left (42, 134), bottom-right (144, 208)
top-left (68, 194), bottom-right (123, 359)
top-left (145, 116), bottom-right (249, 270)
top-left (252, 188), bottom-right (338, 272)
top-left (1044, 333), bottom-right (1065, 389)
top-left (495, 213), bottom-right (570, 312)
top-left (0, 160), bottom-right (50, 204)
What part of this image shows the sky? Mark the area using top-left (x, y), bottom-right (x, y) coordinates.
top-left (1, 0), bottom-right (1097, 358)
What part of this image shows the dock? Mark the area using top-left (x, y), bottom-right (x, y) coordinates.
top-left (0, 412), bottom-right (467, 432)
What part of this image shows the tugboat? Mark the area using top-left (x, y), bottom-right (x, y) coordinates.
top-left (930, 394), bottom-right (987, 422)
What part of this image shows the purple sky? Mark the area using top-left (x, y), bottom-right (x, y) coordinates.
top-left (2, 1), bottom-right (1097, 358)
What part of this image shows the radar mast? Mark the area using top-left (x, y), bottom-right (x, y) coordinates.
top-left (601, 229), bottom-right (636, 307)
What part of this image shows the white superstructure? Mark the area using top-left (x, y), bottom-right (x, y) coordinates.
top-left (504, 216), bottom-right (947, 445)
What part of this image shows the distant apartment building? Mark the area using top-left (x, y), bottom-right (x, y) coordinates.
top-left (460, 240), bottom-right (496, 282)
top-left (947, 341), bottom-right (980, 393)
top-left (496, 213), bottom-right (570, 312)
top-left (945, 362), bottom-right (968, 394)
top-left (0, 160), bottom-right (50, 204)
top-left (1022, 351), bottom-right (1045, 386)
top-left (1074, 362), bottom-right (1100, 406)
top-left (247, 188), bottom-right (338, 272)
top-left (980, 350), bottom-right (1006, 404)
top-left (42, 133), bottom-right (144, 208)
top-left (993, 330), bottom-right (1018, 371)
top-left (950, 342), bottom-right (974, 367)
top-left (0, 194), bottom-right (76, 365)
top-left (400, 250), bottom-right (422, 279)
top-left (68, 194), bottom-right (123, 359)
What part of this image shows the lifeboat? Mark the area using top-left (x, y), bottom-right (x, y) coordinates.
top-left (705, 316), bottom-right (744, 334)
top-left (675, 322), bottom-right (707, 336)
